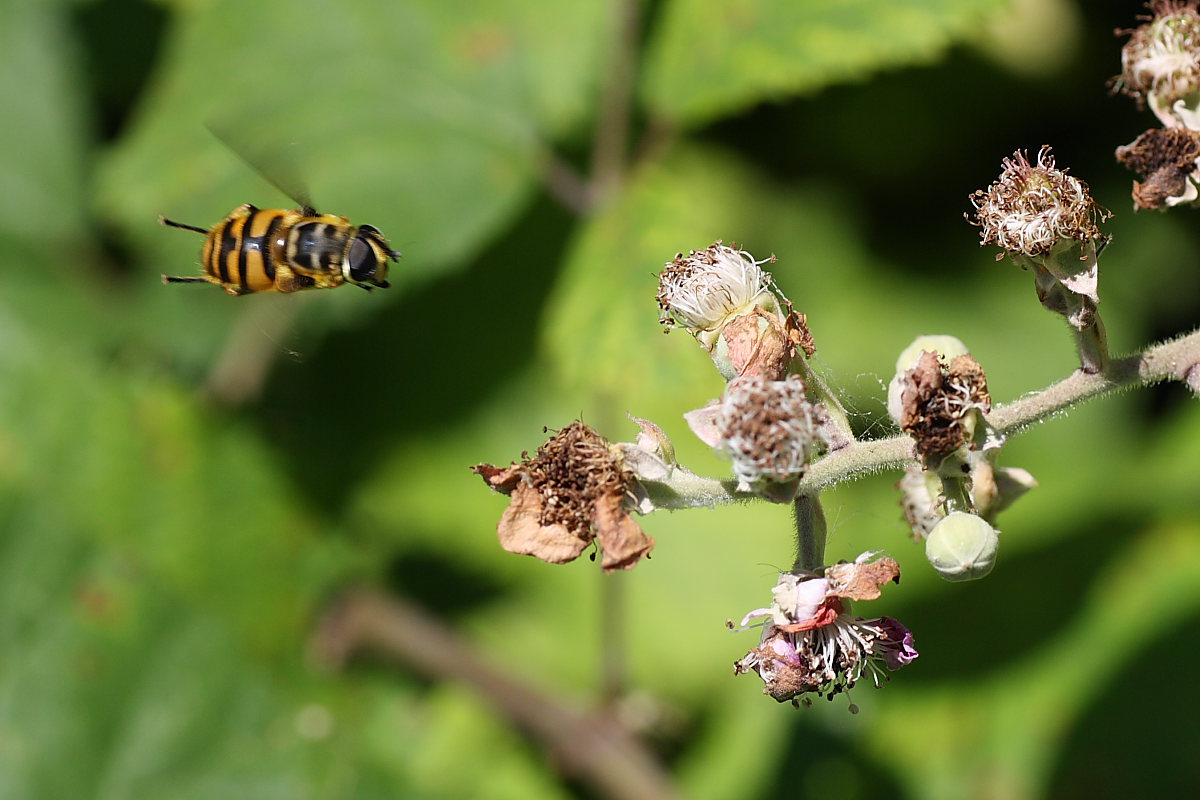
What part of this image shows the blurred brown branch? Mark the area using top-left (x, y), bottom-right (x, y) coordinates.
top-left (313, 588), bottom-right (682, 800)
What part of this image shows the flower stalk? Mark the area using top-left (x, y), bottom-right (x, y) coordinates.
top-left (793, 493), bottom-right (828, 572)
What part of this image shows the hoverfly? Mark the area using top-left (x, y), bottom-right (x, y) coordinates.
top-left (160, 135), bottom-right (399, 296)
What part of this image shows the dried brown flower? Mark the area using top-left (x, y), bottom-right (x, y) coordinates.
top-left (1116, 127), bottom-right (1200, 209)
top-left (473, 422), bottom-right (654, 571)
top-left (897, 352), bottom-right (991, 465)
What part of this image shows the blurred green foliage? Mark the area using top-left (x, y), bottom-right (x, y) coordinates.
top-left (1, 0), bottom-right (1197, 798)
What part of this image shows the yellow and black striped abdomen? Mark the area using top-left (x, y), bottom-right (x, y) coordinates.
top-left (163, 201), bottom-right (396, 295)
top-left (200, 205), bottom-right (301, 295)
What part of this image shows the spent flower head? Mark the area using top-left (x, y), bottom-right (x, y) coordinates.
top-left (733, 554), bottom-right (917, 707)
top-left (657, 242), bottom-right (775, 337)
top-left (1117, 0), bottom-right (1200, 129)
top-left (685, 375), bottom-right (836, 501)
top-left (1116, 126), bottom-right (1200, 209)
top-left (886, 335), bottom-right (970, 426)
top-left (657, 242), bottom-right (815, 379)
top-left (969, 147), bottom-right (1104, 258)
top-left (473, 421), bottom-right (654, 571)
top-left (968, 147), bottom-right (1110, 339)
top-left (895, 350), bottom-right (994, 468)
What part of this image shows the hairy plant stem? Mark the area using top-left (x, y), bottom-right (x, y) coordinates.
top-left (793, 493), bottom-right (828, 572)
top-left (640, 328), bottom-right (1200, 510)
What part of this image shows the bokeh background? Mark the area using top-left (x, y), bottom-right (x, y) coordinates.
top-left (2, 0), bottom-right (1199, 797)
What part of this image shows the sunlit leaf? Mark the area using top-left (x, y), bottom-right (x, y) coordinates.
top-left (642, 0), bottom-right (1006, 125)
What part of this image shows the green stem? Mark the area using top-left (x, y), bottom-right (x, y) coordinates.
top-left (939, 476), bottom-right (973, 514)
top-left (793, 493), bottom-right (828, 572)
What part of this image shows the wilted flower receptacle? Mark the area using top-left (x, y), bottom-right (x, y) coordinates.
top-left (657, 242), bottom-right (815, 380)
top-left (685, 375), bottom-right (836, 501)
top-left (733, 555), bottom-right (917, 706)
top-left (1116, 126), bottom-right (1200, 209)
top-left (896, 350), bottom-right (993, 467)
top-left (886, 335), bottom-right (970, 426)
top-left (1117, 0), bottom-right (1200, 130)
top-left (473, 421), bottom-right (654, 571)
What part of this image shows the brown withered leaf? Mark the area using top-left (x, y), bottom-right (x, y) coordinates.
top-left (782, 302), bottom-right (816, 359)
top-left (474, 421), bottom-right (655, 571)
top-left (899, 352), bottom-right (959, 460)
top-left (721, 302), bottom-right (816, 380)
top-left (722, 308), bottom-right (791, 380)
top-left (824, 557), bottom-right (901, 601)
top-left (472, 462), bottom-right (523, 493)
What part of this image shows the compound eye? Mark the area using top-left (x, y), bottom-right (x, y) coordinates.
top-left (347, 236), bottom-right (379, 283)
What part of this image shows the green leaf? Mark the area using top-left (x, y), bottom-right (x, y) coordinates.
top-left (0, 0), bottom-right (90, 250)
top-left (642, 0), bottom-right (1006, 126)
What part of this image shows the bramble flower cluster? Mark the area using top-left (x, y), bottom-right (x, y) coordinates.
top-left (474, 5), bottom-right (1200, 714)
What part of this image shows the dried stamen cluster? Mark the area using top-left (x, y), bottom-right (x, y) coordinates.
top-left (897, 351), bottom-right (991, 466)
top-left (473, 421), bottom-right (654, 571)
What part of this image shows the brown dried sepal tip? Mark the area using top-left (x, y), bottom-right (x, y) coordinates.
top-left (825, 556), bottom-right (901, 601)
top-left (1116, 127), bottom-right (1200, 210)
top-left (472, 421), bottom-right (654, 571)
top-left (898, 351), bottom-right (991, 464)
top-left (721, 301), bottom-right (816, 381)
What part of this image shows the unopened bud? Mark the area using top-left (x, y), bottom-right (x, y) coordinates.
top-left (925, 511), bottom-right (998, 582)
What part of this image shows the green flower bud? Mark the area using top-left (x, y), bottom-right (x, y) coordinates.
top-left (925, 511), bottom-right (998, 582)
